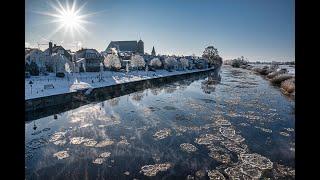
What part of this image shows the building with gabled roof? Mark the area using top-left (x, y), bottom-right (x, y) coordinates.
top-left (105, 40), bottom-right (144, 55)
top-left (75, 48), bottom-right (103, 72)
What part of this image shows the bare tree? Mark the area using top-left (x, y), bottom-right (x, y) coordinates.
top-left (202, 46), bottom-right (223, 67)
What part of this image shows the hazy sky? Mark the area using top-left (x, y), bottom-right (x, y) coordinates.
top-left (25, 0), bottom-right (295, 61)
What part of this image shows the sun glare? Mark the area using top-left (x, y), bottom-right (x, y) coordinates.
top-left (59, 7), bottom-right (81, 29)
top-left (36, 0), bottom-right (91, 40)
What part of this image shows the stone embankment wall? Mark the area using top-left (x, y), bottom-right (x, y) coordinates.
top-left (26, 68), bottom-right (217, 121)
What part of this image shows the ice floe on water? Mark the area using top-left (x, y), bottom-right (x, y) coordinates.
top-left (140, 163), bottom-right (172, 176)
top-left (153, 128), bottom-right (171, 140)
top-left (70, 137), bottom-right (87, 145)
top-left (254, 126), bottom-right (273, 133)
top-left (180, 143), bottom-right (198, 153)
top-left (224, 166), bottom-right (247, 179)
top-left (207, 170), bottom-right (226, 180)
top-left (186, 175), bottom-right (195, 180)
top-left (99, 152), bottom-right (111, 158)
top-left (279, 131), bottom-right (290, 137)
top-left (53, 139), bottom-right (67, 146)
top-left (214, 116), bottom-right (231, 126)
top-left (239, 122), bottom-right (250, 127)
top-left (53, 150), bottom-right (69, 160)
top-left (224, 164), bottom-right (258, 180)
top-left (219, 127), bottom-right (245, 143)
top-left (207, 144), bottom-right (228, 153)
top-left (195, 134), bottom-right (224, 145)
top-left (49, 131), bottom-right (66, 142)
top-left (95, 139), bottom-right (114, 147)
top-left (118, 136), bottom-right (130, 145)
top-left (272, 163), bottom-right (295, 178)
top-left (92, 152), bottom-right (111, 165)
top-left (209, 151), bottom-right (231, 164)
top-left (238, 163), bottom-right (262, 179)
top-left (221, 141), bottom-right (248, 154)
top-left (195, 170), bottom-right (206, 178)
top-left (92, 158), bottom-right (105, 164)
top-left (284, 127), bottom-right (294, 132)
top-left (83, 139), bottom-right (97, 147)
top-left (239, 153), bottom-right (273, 170)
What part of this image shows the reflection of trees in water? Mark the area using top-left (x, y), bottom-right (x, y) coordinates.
top-left (150, 87), bottom-right (163, 96)
top-left (108, 98), bottom-right (120, 107)
top-left (177, 79), bottom-right (193, 91)
top-left (149, 72), bottom-right (220, 95)
top-left (201, 73), bottom-right (221, 94)
top-left (164, 85), bottom-right (177, 94)
top-left (131, 91), bottom-right (144, 101)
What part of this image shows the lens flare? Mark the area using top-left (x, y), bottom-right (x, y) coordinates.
top-left (35, 0), bottom-right (91, 40)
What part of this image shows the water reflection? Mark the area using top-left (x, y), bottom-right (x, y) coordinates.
top-left (25, 66), bottom-right (294, 179)
top-left (131, 92), bottom-right (144, 102)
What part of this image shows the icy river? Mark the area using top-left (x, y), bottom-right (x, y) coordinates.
top-left (25, 65), bottom-right (295, 179)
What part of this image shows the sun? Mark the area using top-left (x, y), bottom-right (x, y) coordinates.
top-left (35, 0), bottom-right (91, 40)
top-left (53, 0), bottom-right (86, 34)
top-left (59, 8), bottom-right (81, 29)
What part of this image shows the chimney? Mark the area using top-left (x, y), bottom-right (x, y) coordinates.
top-left (54, 44), bottom-right (56, 47)
top-left (49, 42), bottom-right (52, 55)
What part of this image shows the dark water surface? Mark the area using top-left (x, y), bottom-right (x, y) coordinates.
top-left (25, 66), bottom-right (295, 179)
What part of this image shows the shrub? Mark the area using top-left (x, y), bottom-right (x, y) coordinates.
top-left (164, 57), bottom-right (178, 71)
top-left (280, 78), bottom-right (295, 94)
top-left (271, 74), bottom-right (293, 85)
top-left (104, 54), bottom-right (121, 71)
top-left (149, 58), bottom-right (162, 69)
top-left (266, 69), bottom-right (288, 79)
top-left (131, 55), bottom-right (146, 70)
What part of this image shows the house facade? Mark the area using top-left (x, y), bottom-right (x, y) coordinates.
top-left (75, 48), bottom-right (102, 72)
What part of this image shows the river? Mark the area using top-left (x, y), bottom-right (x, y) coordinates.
top-left (25, 65), bottom-right (295, 179)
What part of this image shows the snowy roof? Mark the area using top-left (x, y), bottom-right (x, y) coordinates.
top-left (106, 41), bottom-right (138, 52)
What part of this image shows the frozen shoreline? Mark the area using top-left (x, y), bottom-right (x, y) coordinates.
top-left (25, 68), bottom-right (215, 100)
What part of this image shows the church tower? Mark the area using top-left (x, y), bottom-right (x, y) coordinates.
top-left (151, 46), bottom-right (156, 56)
top-left (137, 39), bottom-right (144, 54)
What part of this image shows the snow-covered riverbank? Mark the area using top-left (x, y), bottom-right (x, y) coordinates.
top-left (25, 68), bottom-right (214, 100)
top-left (248, 64), bottom-right (295, 75)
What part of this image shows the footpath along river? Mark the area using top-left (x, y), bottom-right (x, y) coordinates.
top-left (25, 65), bottom-right (295, 179)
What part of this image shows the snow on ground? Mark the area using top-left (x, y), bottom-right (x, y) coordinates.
top-left (25, 68), bottom-right (214, 100)
top-left (248, 64), bottom-right (295, 75)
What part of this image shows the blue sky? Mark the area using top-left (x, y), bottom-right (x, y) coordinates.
top-left (25, 0), bottom-right (295, 61)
